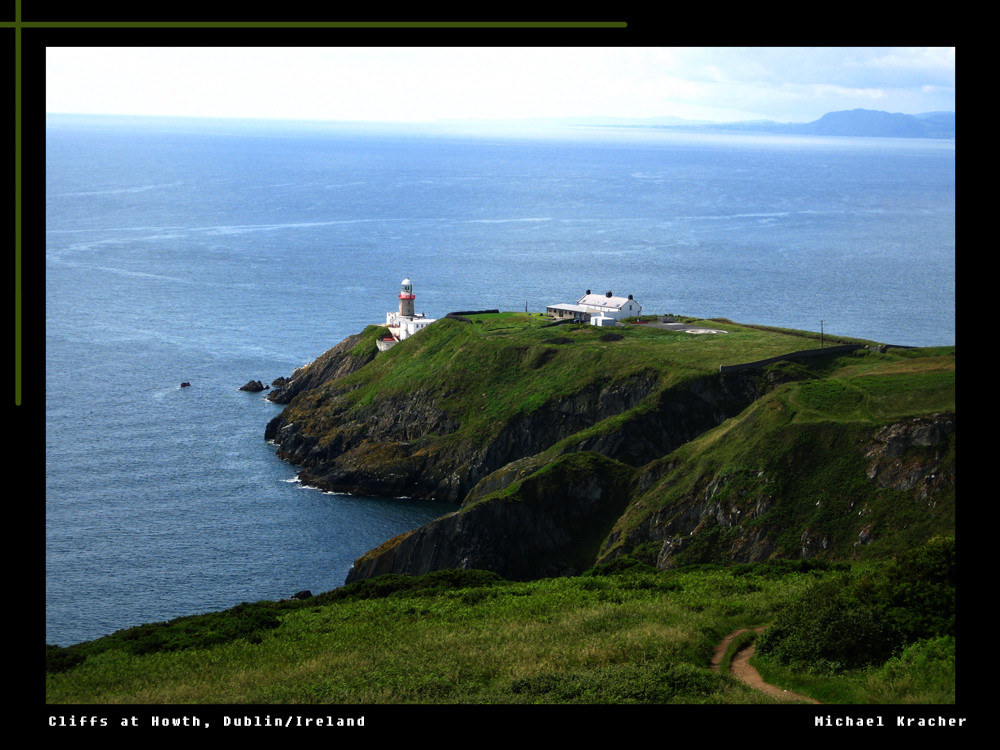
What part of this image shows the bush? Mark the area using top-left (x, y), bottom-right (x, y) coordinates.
top-left (46, 644), bottom-right (85, 674)
top-left (756, 538), bottom-right (956, 673)
top-left (583, 555), bottom-right (659, 577)
top-left (730, 558), bottom-right (848, 579)
top-left (865, 636), bottom-right (956, 704)
top-left (122, 603), bottom-right (283, 656)
top-left (879, 636), bottom-right (955, 679)
top-left (316, 568), bottom-right (506, 603)
top-left (47, 603), bottom-right (285, 671)
top-left (756, 578), bottom-right (902, 672)
top-left (871, 536), bottom-right (955, 642)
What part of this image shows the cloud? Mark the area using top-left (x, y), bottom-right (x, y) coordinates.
top-left (45, 46), bottom-right (956, 124)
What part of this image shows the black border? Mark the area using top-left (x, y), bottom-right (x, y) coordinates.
top-left (23, 18), bottom-right (966, 732)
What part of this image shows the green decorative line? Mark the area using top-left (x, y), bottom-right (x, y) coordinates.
top-left (8, 20), bottom-right (628, 28)
top-left (13, 4), bottom-right (21, 406)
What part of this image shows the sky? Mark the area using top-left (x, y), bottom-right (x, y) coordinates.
top-left (45, 46), bottom-right (956, 125)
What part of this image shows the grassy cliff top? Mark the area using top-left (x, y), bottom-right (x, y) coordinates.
top-left (280, 312), bottom-right (896, 442)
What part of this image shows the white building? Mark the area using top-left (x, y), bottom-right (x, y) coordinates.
top-left (546, 290), bottom-right (642, 325)
top-left (379, 278), bottom-right (437, 351)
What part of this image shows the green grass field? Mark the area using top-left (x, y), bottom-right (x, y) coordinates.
top-left (46, 551), bottom-right (954, 704)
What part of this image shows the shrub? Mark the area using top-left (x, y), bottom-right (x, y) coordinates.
top-left (45, 644), bottom-right (85, 674)
top-left (46, 603), bottom-right (285, 670)
top-left (865, 636), bottom-right (956, 704)
top-left (871, 536), bottom-right (955, 642)
top-left (755, 578), bottom-right (902, 672)
top-left (879, 635), bottom-right (955, 679)
top-left (583, 555), bottom-right (659, 577)
top-left (730, 558), bottom-right (848, 579)
top-left (122, 603), bottom-right (283, 656)
top-left (315, 568), bottom-right (506, 603)
top-left (756, 538), bottom-right (956, 673)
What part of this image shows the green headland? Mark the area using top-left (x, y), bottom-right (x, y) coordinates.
top-left (46, 312), bottom-right (955, 704)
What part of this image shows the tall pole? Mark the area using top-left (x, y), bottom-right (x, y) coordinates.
top-left (821, 320), bottom-right (825, 348)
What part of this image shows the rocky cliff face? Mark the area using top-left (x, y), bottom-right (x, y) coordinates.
top-left (345, 410), bottom-right (956, 582)
top-left (864, 413), bottom-right (956, 501)
top-left (267, 359), bottom-right (767, 505)
top-left (600, 412), bottom-right (956, 569)
top-left (346, 452), bottom-right (635, 582)
top-left (265, 327), bottom-right (380, 406)
top-left (264, 320), bottom-right (955, 584)
top-left (337, 371), bottom-right (781, 582)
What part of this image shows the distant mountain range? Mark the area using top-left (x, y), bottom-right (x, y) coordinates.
top-left (592, 109), bottom-right (956, 139)
top-left (707, 109), bottom-right (955, 139)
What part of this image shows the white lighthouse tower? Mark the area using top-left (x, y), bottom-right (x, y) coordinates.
top-left (380, 277), bottom-right (437, 350)
top-left (398, 277), bottom-right (416, 318)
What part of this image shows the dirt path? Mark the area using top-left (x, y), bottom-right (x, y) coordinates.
top-left (711, 627), bottom-right (820, 704)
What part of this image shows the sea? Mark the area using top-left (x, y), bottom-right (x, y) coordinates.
top-left (44, 113), bottom-right (955, 646)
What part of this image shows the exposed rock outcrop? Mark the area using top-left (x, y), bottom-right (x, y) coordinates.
top-left (346, 452), bottom-right (634, 582)
top-left (262, 319), bottom-right (955, 584)
top-left (602, 412), bottom-right (956, 570)
top-left (265, 327), bottom-right (380, 406)
top-left (267, 368), bottom-right (768, 505)
top-left (865, 413), bottom-right (956, 500)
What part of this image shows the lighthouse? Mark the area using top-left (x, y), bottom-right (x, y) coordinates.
top-left (381, 278), bottom-right (437, 350)
top-left (398, 277), bottom-right (416, 318)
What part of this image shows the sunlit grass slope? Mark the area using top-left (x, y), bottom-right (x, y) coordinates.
top-left (46, 564), bottom-right (841, 704)
top-left (47, 548), bottom-right (954, 705)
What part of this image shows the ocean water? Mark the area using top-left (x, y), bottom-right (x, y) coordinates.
top-left (45, 114), bottom-right (955, 646)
